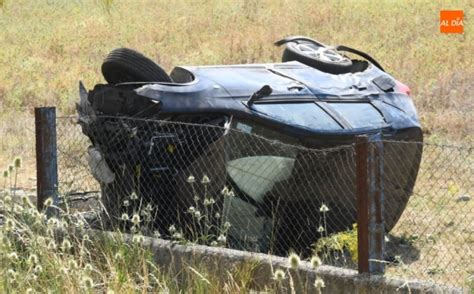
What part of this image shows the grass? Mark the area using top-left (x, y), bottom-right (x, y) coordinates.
top-left (0, 0), bottom-right (472, 291)
top-left (0, 159), bottom-right (326, 293)
top-left (0, 0), bottom-right (472, 139)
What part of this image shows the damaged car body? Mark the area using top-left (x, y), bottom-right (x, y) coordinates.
top-left (77, 36), bottom-right (423, 254)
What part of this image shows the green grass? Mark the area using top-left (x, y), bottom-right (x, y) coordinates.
top-left (0, 0), bottom-right (472, 140)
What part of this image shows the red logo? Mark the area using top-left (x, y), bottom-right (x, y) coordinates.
top-left (440, 10), bottom-right (464, 34)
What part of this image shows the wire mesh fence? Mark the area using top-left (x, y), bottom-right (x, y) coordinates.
top-left (54, 115), bottom-right (473, 289)
top-left (385, 141), bottom-right (473, 289)
top-left (53, 117), bottom-right (474, 287)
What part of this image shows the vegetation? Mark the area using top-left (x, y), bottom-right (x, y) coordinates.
top-left (0, 0), bottom-right (472, 141)
top-left (0, 0), bottom-right (472, 291)
top-left (1, 158), bottom-right (325, 292)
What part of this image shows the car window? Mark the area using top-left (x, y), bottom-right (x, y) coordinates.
top-left (226, 156), bottom-right (295, 202)
top-left (252, 103), bottom-right (342, 130)
top-left (329, 103), bottom-right (386, 128)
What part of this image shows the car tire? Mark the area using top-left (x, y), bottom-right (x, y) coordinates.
top-left (282, 42), bottom-right (352, 74)
top-left (101, 48), bottom-right (172, 84)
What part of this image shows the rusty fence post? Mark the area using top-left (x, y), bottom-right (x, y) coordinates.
top-left (356, 134), bottom-right (385, 274)
top-left (356, 135), bottom-right (370, 273)
top-left (35, 107), bottom-right (59, 212)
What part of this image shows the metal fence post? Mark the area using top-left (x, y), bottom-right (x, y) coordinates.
top-left (356, 135), bottom-right (370, 273)
top-left (368, 134), bottom-right (385, 273)
top-left (35, 107), bottom-right (59, 211)
top-left (356, 134), bottom-right (385, 274)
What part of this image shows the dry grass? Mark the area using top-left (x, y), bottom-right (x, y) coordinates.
top-left (0, 0), bottom-right (472, 140)
top-left (387, 143), bottom-right (473, 288)
top-left (0, 0), bottom-right (472, 291)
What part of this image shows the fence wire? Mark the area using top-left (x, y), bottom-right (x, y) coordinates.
top-left (55, 116), bottom-right (473, 289)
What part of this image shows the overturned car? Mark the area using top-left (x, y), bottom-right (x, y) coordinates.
top-left (77, 36), bottom-right (422, 254)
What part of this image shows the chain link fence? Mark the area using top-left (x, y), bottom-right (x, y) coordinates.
top-left (54, 117), bottom-right (474, 287)
top-left (54, 116), bottom-right (472, 289)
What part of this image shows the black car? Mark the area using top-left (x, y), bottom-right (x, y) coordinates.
top-left (77, 36), bottom-right (422, 254)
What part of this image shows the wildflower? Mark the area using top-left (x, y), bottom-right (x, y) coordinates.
top-left (114, 252), bottom-right (122, 260)
top-left (77, 220), bottom-right (85, 230)
top-left (8, 164), bottom-right (14, 173)
top-left (47, 241), bottom-right (57, 250)
top-left (8, 252), bottom-right (19, 261)
top-left (223, 221), bottom-right (231, 230)
top-left (187, 175), bottom-right (195, 183)
top-left (81, 276), bottom-right (94, 289)
top-left (217, 234), bottom-right (227, 244)
top-left (145, 203), bottom-right (153, 211)
top-left (130, 191), bottom-right (138, 200)
top-left (288, 253), bottom-right (300, 269)
top-left (2, 170), bottom-right (8, 178)
top-left (44, 197), bottom-right (53, 207)
top-left (273, 269), bottom-right (286, 281)
top-left (84, 263), bottom-right (93, 272)
top-left (317, 226), bottom-right (325, 233)
top-left (311, 256), bottom-right (322, 268)
top-left (314, 277), bottom-right (325, 289)
top-left (201, 175), bottom-right (210, 184)
top-left (172, 232), bottom-right (183, 240)
top-left (61, 239), bottom-right (72, 252)
top-left (188, 206), bottom-right (196, 213)
top-left (214, 212), bottom-right (221, 219)
top-left (153, 230), bottom-right (161, 238)
top-left (27, 254), bottom-right (39, 265)
top-left (4, 218), bottom-right (14, 232)
top-left (26, 288), bottom-right (34, 294)
top-left (210, 241), bottom-right (218, 246)
top-left (36, 236), bottom-right (46, 246)
top-left (83, 234), bottom-right (90, 242)
top-left (204, 198), bottom-right (215, 206)
top-left (228, 190), bottom-right (235, 198)
top-left (47, 217), bottom-right (58, 228)
top-left (169, 224), bottom-right (176, 233)
top-left (13, 204), bottom-right (23, 214)
top-left (221, 186), bottom-right (229, 196)
top-left (7, 269), bottom-right (17, 282)
top-left (57, 220), bottom-right (68, 230)
top-left (132, 234), bottom-right (145, 244)
top-left (34, 265), bottom-right (43, 273)
top-left (194, 211), bottom-right (201, 219)
top-left (4, 195), bottom-right (12, 204)
top-left (120, 213), bottom-right (129, 221)
top-left (319, 204), bottom-right (329, 213)
top-left (14, 157), bottom-right (22, 169)
top-left (123, 200), bottom-right (130, 207)
top-left (22, 195), bottom-right (34, 208)
top-left (131, 213), bottom-right (141, 226)
top-left (68, 260), bottom-right (78, 270)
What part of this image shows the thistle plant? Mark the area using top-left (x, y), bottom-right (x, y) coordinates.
top-left (171, 174), bottom-right (234, 246)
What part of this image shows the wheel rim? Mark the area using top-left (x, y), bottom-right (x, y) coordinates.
top-left (294, 43), bottom-right (350, 64)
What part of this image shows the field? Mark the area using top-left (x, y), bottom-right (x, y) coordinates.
top-left (0, 0), bottom-right (473, 292)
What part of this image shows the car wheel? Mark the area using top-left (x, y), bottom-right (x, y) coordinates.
top-left (101, 48), bottom-right (172, 84)
top-left (282, 41), bottom-right (353, 74)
